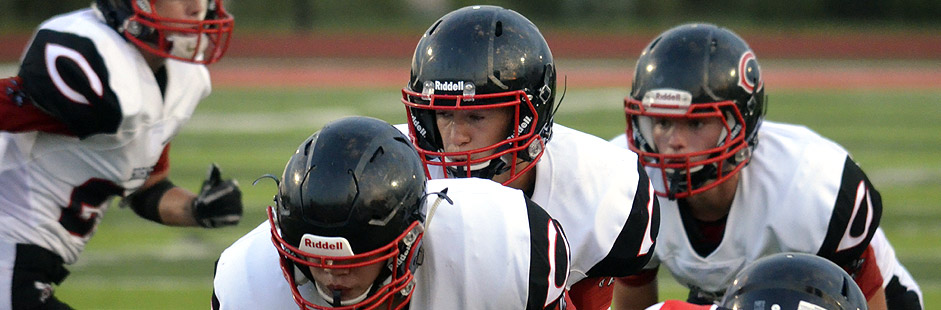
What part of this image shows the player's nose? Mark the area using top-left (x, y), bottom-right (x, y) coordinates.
top-left (443, 123), bottom-right (472, 147)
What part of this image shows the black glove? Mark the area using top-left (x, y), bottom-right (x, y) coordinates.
top-left (192, 163), bottom-right (243, 228)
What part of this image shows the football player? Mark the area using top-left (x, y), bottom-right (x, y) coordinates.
top-left (0, 0), bottom-right (240, 308)
top-left (211, 116), bottom-right (571, 310)
top-left (648, 253), bottom-right (869, 310)
top-left (609, 23), bottom-right (922, 310)
top-left (398, 5), bottom-right (659, 309)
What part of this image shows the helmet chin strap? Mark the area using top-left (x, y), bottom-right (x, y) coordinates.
top-left (314, 282), bottom-right (371, 307)
top-left (444, 155), bottom-right (509, 180)
top-left (665, 168), bottom-right (685, 200)
top-left (167, 33), bottom-right (209, 61)
top-left (304, 261), bottom-right (396, 307)
top-left (331, 290), bottom-right (342, 307)
top-left (291, 265), bottom-right (357, 307)
top-left (665, 163), bottom-right (718, 200)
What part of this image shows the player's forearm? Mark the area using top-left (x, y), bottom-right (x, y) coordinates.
top-left (158, 186), bottom-right (200, 226)
top-left (139, 170), bottom-right (245, 228)
top-left (612, 278), bottom-right (658, 310)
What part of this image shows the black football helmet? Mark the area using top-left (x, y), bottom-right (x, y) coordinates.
top-left (95, 0), bottom-right (233, 64)
top-left (720, 253), bottom-right (868, 310)
top-left (401, 5), bottom-right (556, 185)
top-left (624, 23), bottom-right (766, 199)
top-left (268, 116), bottom-right (426, 309)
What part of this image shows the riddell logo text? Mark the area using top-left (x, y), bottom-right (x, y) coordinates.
top-left (654, 92), bottom-right (683, 101)
top-left (517, 115), bottom-right (533, 135)
top-left (411, 114), bottom-right (427, 137)
top-left (434, 81), bottom-right (465, 91)
top-left (305, 240), bottom-right (343, 250)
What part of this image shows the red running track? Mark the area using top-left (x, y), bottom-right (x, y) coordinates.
top-left (208, 59), bottom-right (941, 90)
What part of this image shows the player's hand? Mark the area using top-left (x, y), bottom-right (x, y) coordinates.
top-left (192, 163), bottom-right (243, 228)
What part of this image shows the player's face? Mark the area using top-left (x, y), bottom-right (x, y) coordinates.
top-left (153, 0), bottom-right (209, 24)
top-left (435, 107), bottom-right (514, 163)
top-left (649, 116), bottom-right (725, 161)
top-left (307, 255), bottom-right (386, 303)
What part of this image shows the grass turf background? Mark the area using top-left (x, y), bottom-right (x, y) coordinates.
top-left (51, 83), bottom-right (940, 309)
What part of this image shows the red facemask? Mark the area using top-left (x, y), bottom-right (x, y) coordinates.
top-left (402, 87), bottom-right (545, 186)
top-left (268, 207), bottom-right (422, 310)
top-left (123, 0), bottom-right (233, 64)
top-left (625, 96), bottom-right (749, 199)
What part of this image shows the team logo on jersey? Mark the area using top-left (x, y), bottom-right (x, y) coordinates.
top-left (737, 51), bottom-right (763, 94)
top-left (131, 167), bottom-right (153, 180)
top-left (34, 281), bottom-right (53, 303)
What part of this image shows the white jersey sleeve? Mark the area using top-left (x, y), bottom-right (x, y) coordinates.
top-left (608, 133), bottom-right (629, 149)
top-left (531, 125), bottom-right (657, 284)
top-left (412, 178), bottom-right (570, 309)
top-left (212, 221), bottom-right (300, 310)
top-left (869, 228), bottom-right (924, 308)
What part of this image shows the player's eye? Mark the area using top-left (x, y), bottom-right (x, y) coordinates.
top-left (436, 111), bottom-right (453, 119)
top-left (652, 117), bottom-right (671, 128)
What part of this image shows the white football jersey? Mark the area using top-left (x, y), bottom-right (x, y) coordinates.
top-left (0, 8), bottom-right (210, 264)
top-left (212, 178), bottom-right (571, 309)
top-left (396, 123), bottom-right (658, 287)
top-left (611, 121), bottom-right (922, 307)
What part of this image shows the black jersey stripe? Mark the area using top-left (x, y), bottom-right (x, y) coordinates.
top-left (586, 161), bottom-right (659, 277)
top-left (525, 197), bottom-right (568, 309)
top-left (816, 156), bottom-right (883, 269)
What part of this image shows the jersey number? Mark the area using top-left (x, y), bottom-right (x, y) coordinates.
top-left (59, 178), bottom-right (124, 239)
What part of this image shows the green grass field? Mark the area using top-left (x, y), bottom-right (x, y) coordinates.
top-left (53, 84), bottom-right (940, 309)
